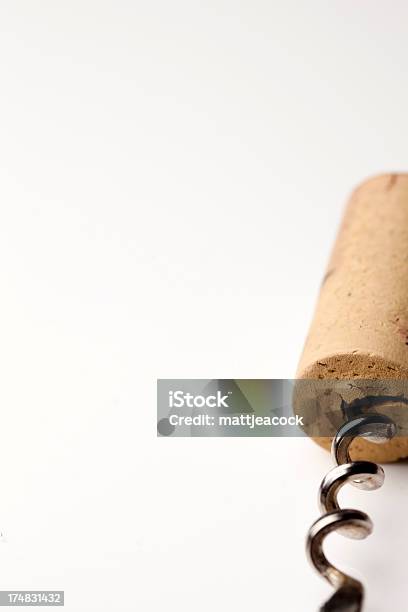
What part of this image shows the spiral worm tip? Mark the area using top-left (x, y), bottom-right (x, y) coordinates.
top-left (307, 413), bottom-right (395, 611)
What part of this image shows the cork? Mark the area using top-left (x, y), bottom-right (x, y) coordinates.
top-left (296, 173), bottom-right (408, 462)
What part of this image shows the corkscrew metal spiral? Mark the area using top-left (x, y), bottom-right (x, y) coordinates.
top-left (306, 413), bottom-right (396, 612)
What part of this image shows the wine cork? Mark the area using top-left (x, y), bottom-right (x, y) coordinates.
top-left (296, 173), bottom-right (408, 462)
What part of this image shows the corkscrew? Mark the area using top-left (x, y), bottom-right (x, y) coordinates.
top-left (306, 413), bottom-right (396, 612)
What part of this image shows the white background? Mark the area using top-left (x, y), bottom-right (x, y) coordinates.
top-left (0, 1), bottom-right (408, 611)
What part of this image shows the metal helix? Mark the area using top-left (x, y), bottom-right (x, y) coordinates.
top-left (306, 413), bottom-right (396, 612)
